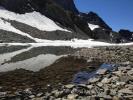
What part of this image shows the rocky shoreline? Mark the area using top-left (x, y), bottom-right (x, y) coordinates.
top-left (0, 46), bottom-right (133, 100)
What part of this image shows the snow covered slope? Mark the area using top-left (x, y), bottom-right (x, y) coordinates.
top-left (0, 9), bottom-right (69, 32)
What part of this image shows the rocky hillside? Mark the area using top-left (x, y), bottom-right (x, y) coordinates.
top-left (0, 0), bottom-right (133, 43)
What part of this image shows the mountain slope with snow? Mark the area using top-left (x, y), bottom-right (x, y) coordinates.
top-left (0, 9), bottom-right (69, 32)
top-left (0, 0), bottom-right (133, 43)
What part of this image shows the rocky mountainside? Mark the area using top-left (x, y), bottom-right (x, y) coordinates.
top-left (0, 0), bottom-right (132, 43)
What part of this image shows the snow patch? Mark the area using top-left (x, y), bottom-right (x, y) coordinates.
top-left (0, 9), bottom-right (70, 32)
top-left (88, 23), bottom-right (100, 30)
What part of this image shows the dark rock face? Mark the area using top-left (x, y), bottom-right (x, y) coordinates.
top-left (54, 0), bottom-right (79, 13)
top-left (119, 29), bottom-right (133, 42)
top-left (80, 12), bottom-right (112, 30)
top-left (92, 28), bottom-right (112, 42)
top-left (0, 0), bottom-right (33, 13)
top-left (0, 0), bottom-right (78, 14)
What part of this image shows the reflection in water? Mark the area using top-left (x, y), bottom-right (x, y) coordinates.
top-left (0, 46), bottom-right (32, 65)
top-left (0, 46), bottom-right (79, 72)
top-left (73, 64), bottom-right (118, 84)
top-left (0, 54), bottom-right (63, 72)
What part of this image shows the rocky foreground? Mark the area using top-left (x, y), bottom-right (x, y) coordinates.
top-left (0, 46), bottom-right (133, 100)
top-left (0, 61), bottom-right (132, 100)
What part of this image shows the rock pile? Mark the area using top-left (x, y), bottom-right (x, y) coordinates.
top-left (73, 46), bottom-right (133, 64)
top-left (0, 62), bottom-right (132, 100)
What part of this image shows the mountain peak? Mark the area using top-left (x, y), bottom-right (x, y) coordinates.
top-left (0, 0), bottom-right (78, 14)
top-left (54, 0), bottom-right (78, 13)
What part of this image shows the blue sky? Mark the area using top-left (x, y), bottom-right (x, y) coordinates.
top-left (75, 0), bottom-right (133, 31)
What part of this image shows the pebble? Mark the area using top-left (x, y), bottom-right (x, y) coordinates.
top-left (29, 95), bottom-right (35, 98)
top-left (67, 94), bottom-right (78, 100)
top-left (116, 82), bottom-right (126, 86)
top-left (97, 82), bottom-right (103, 87)
top-left (112, 96), bottom-right (120, 100)
top-left (127, 70), bottom-right (133, 76)
top-left (37, 92), bottom-right (44, 97)
top-left (96, 68), bottom-right (107, 75)
top-left (65, 84), bottom-right (74, 89)
top-left (101, 78), bottom-right (111, 84)
top-left (118, 88), bottom-right (133, 94)
top-left (86, 85), bottom-right (93, 89)
top-left (113, 71), bottom-right (122, 76)
top-left (88, 77), bottom-right (100, 83)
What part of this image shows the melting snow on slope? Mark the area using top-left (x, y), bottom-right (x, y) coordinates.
top-left (0, 18), bottom-right (61, 43)
top-left (0, 18), bottom-right (37, 41)
top-left (0, 9), bottom-right (69, 32)
top-left (88, 23), bottom-right (100, 30)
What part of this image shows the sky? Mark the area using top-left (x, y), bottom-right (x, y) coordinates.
top-left (75, 0), bottom-right (133, 32)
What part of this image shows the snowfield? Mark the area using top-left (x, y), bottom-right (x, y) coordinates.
top-left (0, 9), bottom-right (69, 32)
top-left (0, 39), bottom-right (133, 48)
